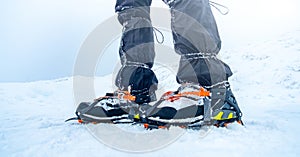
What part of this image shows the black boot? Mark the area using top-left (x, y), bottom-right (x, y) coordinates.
top-left (211, 83), bottom-right (243, 127)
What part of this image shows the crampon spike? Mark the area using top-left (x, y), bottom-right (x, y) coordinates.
top-left (65, 117), bottom-right (80, 122)
top-left (144, 123), bottom-right (149, 129)
top-left (237, 120), bottom-right (245, 126)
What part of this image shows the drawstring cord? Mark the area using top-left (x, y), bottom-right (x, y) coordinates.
top-left (153, 27), bottom-right (165, 44)
top-left (152, 1), bottom-right (228, 44)
top-left (209, 1), bottom-right (229, 15)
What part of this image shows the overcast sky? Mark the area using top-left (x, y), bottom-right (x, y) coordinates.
top-left (0, 0), bottom-right (299, 82)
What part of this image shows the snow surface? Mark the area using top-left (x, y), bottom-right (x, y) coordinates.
top-left (1, 29), bottom-right (300, 156)
top-left (1, 0), bottom-right (300, 155)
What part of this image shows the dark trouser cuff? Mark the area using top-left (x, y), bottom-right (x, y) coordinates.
top-left (115, 66), bottom-right (158, 104)
top-left (176, 56), bottom-right (232, 86)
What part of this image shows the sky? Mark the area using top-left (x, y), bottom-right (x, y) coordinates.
top-left (0, 0), bottom-right (299, 82)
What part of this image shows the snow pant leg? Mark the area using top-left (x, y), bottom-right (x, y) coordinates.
top-left (115, 0), bottom-right (158, 104)
top-left (164, 0), bottom-right (233, 86)
top-left (162, 0), bottom-right (238, 114)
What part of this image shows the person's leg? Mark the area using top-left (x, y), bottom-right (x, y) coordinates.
top-left (115, 0), bottom-right (158, 104)
top-left (163, 0), bottom-right (241, 121)
top-left (163, 0), bottom-right (231, 85)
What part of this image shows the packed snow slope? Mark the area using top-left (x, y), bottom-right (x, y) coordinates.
top-left (1, 30), bottom-right (300, 157)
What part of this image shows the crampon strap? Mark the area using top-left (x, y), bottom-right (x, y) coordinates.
top-left (162, 87), bottom-right (210, 102)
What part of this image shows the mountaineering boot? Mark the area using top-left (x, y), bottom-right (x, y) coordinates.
top-left (145, 84), bottom-right (208, 125)
top-left (210, 83), bottom-right (243, 127)
top-left (70, 90), bottom-right (144, 124)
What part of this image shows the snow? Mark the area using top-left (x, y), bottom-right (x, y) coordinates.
top-left (1, 29), bottom-right (300, 157)
top-left (1, 0), bottom-right (300, 156)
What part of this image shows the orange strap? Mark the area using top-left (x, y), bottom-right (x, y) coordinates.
top-left (106, 87), bottom-right (210, 102)
top-left (178, 87), bottom-right (210, 97)
top-left (166, 87), bottom-right (210, 102)
top-left (117, 91), bottom-right (136, 101)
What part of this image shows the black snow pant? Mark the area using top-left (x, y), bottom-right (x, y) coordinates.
top-left (115, 0), bottom-right (233, 104)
